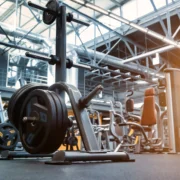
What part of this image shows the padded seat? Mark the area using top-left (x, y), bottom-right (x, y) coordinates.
top-left (141, 87), bottom-right (157, 126)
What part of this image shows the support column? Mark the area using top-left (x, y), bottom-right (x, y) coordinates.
top-left (56, 6), bottom-right (67, 99)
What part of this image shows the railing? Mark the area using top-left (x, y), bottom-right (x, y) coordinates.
top-left (0, 68), bottom-right (48, 88)
top-left (0, 68), bottom-right (7, 87)
top-left (21, 73), bottom-right (48, 84)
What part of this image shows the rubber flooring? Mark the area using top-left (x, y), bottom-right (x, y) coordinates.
top-left (0, 153), bottom-right (180, 180)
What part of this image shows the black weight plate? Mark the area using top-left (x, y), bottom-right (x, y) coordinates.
top-left (0, 123), bottom-right (19, 150)
top-left (19, 89), bottom-right (58, 154)
top-left (48, 84), bottom-right (70, 128)
top-left (8, 84), bottom-right (34, 122)
top-left (8, 83), bottom-right (48, 129)
top-left (37, 91), bottom-right (60, 154)
top-left (46, 91), bottom-right (68, 152)
top-left (43, 0), bottom-right (58, 25)
top-left (8, 84), bottom-right (37, 126)
top-left (8, 84), bottom-right (37, 128)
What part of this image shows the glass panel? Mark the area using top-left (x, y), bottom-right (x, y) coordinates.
top-left (122, 0), bottom-right (138, 21)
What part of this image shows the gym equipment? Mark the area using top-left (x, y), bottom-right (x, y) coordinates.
top-left (87, 110), bottom-right (110, 150)
top-left (109, 109), bottom-right (150, 153)
top-left (132, 88), bottom-right (163, 152)
top-left (164, 68), bottom-right (180, 153)
top-left (18, 89), bottom-right (68, 154)
top-left (160, 110), bottom-right (169, 149)
top-left (0, 123), bottom-right (18, 151)
top-left (125, 90), bottom-right (134, 113)
top-left (28, 1), bottom-right (90, 26)
top-left (49, 151), bottom-right (131, 163)
top-left (63, 124), bottom-right (79, 151)
top-left (8, 83), bottom-right (48, 129)
top-left (1, 150), bottom-right (53, 159)
top-left (43, 0), bottom-right (58, 25)
top-left (158, 78), bottom-right (167, 107)
top-left (124, 90), bottom-right (140, 123)
top-left (159, 92), bottom-right (166, 107)
top-left (109, 87), bottom-right (165, 153)
top-left (25, 53), bottom-right (91, 71)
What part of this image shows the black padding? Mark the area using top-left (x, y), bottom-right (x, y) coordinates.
top-left (126, 99), bottom-right (134, 112)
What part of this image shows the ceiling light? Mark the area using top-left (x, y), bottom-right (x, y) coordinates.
top-left (109, 13), bottom-right (129, 24)
top-left (130, 23), bottom-right (147, 33)
top-left (91, 99), bottom-right (105, 103)
top-left (163, 38), bottom-right (177, 46)
top-left (69, 0), bottom-right (180, 49)
top-left (147, 30), bottom-right (164, 40)
top-left (114, 75), bottom-right (121, 79)
top-left (86, 3), bottom-right (109, 15)
top-left (123, 77), bottom-right (131, 81)
top-left (152, 78), bottom-right (158, 81)
top-left (71, 0), bottom-right (85, 5)
top-left (103, 117), bottom-right (110, 120)
top-left (152, 53), bottom-right (160, 65)
top-left (134, 75), bottom-right (141, 79)
top-left (136, 80), bottom-right (148, 84)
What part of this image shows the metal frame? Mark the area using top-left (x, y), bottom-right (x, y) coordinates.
top-left (0, 0), bottom-right (180, 104)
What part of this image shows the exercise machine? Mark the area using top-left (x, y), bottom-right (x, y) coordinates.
top-left (109, 87), bottom-right (165, 153)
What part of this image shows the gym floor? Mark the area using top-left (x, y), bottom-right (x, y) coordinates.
top-left (0, 153), bottom-right (180, 180)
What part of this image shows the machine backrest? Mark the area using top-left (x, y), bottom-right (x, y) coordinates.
top-left (141, 88), bottom-right (157, 126)
top-left (109, 111), bottom-right (123, 143)
top-left (126, 98), bottom-right (134, 112)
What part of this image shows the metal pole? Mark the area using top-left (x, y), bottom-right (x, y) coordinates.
top-left (62, 2), bottom-right (144, 50)
top-left (70, 0), bottom-right (180, 48)
top-left (0, 41), bottom-right (48, 55)
top-left (56, 5), bottom-right (67, 99)
top-left (122, 44), bottom-right (175, 64)
top-left (97, 38), bottom-right (122, 65)
top-left (15, 0), bottom-right (18, 29)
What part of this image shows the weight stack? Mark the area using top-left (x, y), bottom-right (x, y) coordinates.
top-left (164, 68), bottom-right (180, 153)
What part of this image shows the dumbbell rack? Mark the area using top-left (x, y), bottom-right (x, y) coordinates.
top-left (1, 1), bottom-right (134, 163)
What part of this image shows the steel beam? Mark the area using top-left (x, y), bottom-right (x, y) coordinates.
top-left (73, 46), bottom-right (162, 78)
top-left (85, 0), bottom-right (180, 49)
top-left (0, 40), bottom-right (48, 56)
top-left (122, 44), bottom-right (176, 64)
top-left (150, 0), bottom-right (169, 36)
top-left (0, 22), bottom-right (49, 44)
top-left (61, 1), bottom-right (144, 50)
top-left (70, 0), bottom-right (179, 48)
